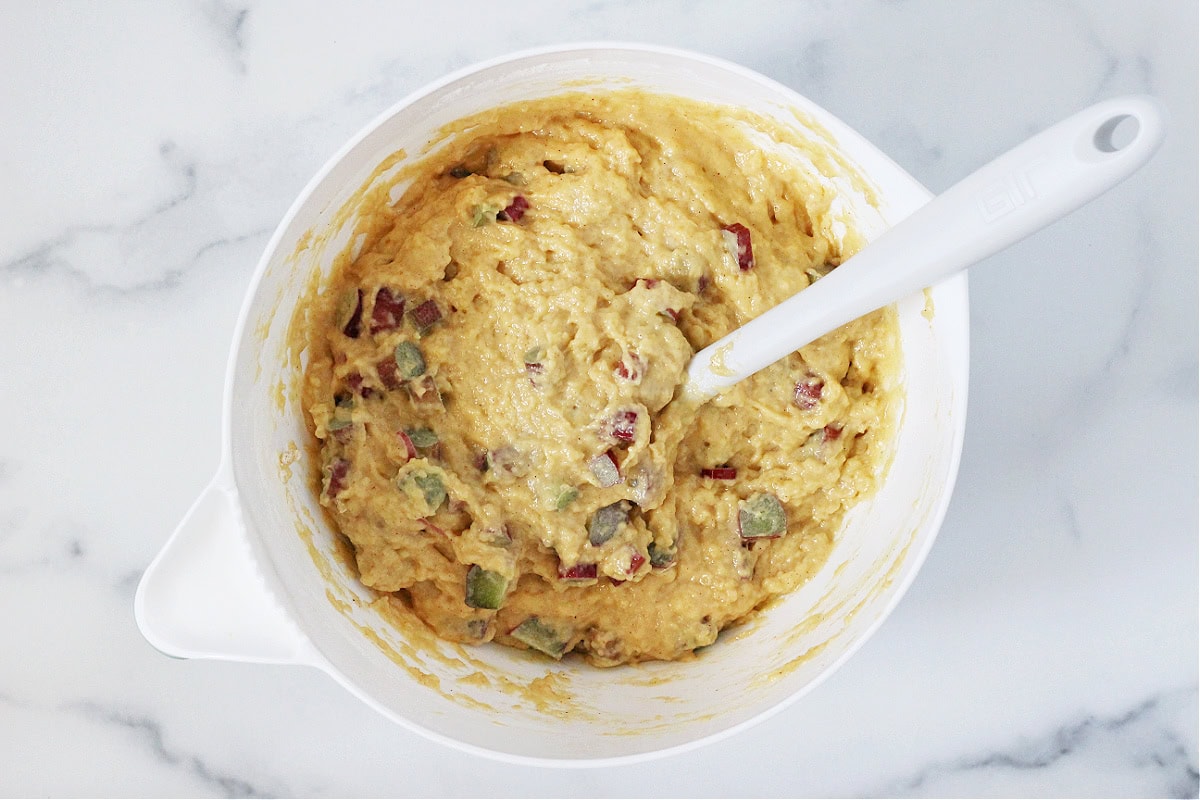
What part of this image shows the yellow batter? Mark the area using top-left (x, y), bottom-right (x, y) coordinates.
top-left (300, 91), bottom-right (900, 666)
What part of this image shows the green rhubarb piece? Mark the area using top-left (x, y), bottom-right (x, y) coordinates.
top-left (471, 202), bottom-right (502, 227)
top-left (647, 541), bottom-right (676, 568)
top-left (464, 565), bottom-right (507, 610)
top-left (393, 341), bottom-right (426, 379)
top-left (588, 501), bottom-right (628, 547)
top-left (414, 472), bottom-right (446, 509)
top-left (523, 346), bottom-right (545, 365)
top-left (405, 427), bottom-right (439, 449)
top-left (510, 617), bottom-right (568, 658)
top-left (400, 469), bottom-right (446, 510)
top-left (328, 405), bottom-right (353, 431)
top-left (738, 493), bottom-right (787, 538)
top-left (553, 485), bottom-right (579, 511)
top-left (335, 288), bottom-right (360, 332)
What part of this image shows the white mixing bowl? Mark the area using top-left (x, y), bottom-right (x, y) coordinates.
top-left (135, 43), bottom-right (968, 765)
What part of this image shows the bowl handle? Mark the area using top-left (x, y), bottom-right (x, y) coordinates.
top-left (135, 464), bottom-right (315, 665)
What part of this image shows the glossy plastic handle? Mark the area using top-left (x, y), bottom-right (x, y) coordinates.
top-left (134, 464), bottom-right (313, 664)
top-left (683, 95), bottom-right (1166, 401)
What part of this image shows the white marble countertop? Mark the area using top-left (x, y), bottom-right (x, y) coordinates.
top-left (2, 1), bottom-right (1196, 796)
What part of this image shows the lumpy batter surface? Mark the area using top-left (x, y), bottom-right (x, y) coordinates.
top-left (300, 91), bottom-right (900, 666)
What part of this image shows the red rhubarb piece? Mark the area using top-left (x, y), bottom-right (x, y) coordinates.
top-left (369, 287), bottom-right (406, 334)
top-left (396, 430), bottom-right (418, 461)
top-left (628, 551), bottom-right (646, 574)
top-left (700, 466), bottom-right (738, 480)
top-left (614, 352), bottom-right (645, 381)
top-left (793, 375), bottom-right (824, 410)
top-left (558, 562), bottom-right (598, 581)
top-left (497, 195), bottom-right (529, 222)
top-left (721, 223), bottom-right (755, 271)
top-left (607, 409), bottom-right (639, 443)
top-left (408, 299), bottom-right (443, 332)
top-left (407, 375), bottom-right (444, 408)
top-left (376, 357), bottom-right (404, 390)
top-left (324, 459), bottom-right (350, 499)
top-left (823, 424), bottom-right (843, 441)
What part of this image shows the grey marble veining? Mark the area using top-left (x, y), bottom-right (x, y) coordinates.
top-left (0, 0), bottom-right (1194, 795)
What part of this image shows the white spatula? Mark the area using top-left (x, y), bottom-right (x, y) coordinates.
top-left (682, 95), bottom-right (1165, 403)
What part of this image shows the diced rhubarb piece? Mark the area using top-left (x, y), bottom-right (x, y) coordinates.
top-left (470, 202), bottom-right (501, 227)
top-left (487, 446), bottom-right (529, 477)
top-left (823, 424), bottom-right (843, 441)
top-left (328, 397), bottom-right (354, 442)
top-left (407, 374), bottom-right (444, 409)
top-left (408, 299), bottom-right (443, 333)
top-left (465, 619), bottom-right (489, 640)
top-left (330, 422), bottom-right (353, 444)
top-left (416, 472), bottom-right (447, 509)
top-left (629, 466), bottom-right (660, 506)
top-left (738, 493), bottom-right (787, 539)
top-left (324, 458), bottom-right (350, 499)
top-left (558, 562), bottom-right (598, 581)
top-left (614, 352), bottom-right (645, 382)
top-left (697, 273), bottom-right (710, 293)
top-left (524, 346), bottom-right (546, 381)
top-left (472, 449), bottom-right (490, 473)
top-left (376, 357), bottom-right (404, 390)
top-left (502, 172), bottom-right (525, 186)
top-left (588, 451), bottom-right (621, 488)
top-left (464, 565), bottom-right (508, 610)
top-left (396, 430), bottom-right (418, 461)
top-left (369, 287), bottom-right (406, 334)
top-left (553, 485), bottom-right (579, 511)
top-left (336, 288), bottom-right (364, 339)
top-left (481, 525), bottom-right (512, 546)
top-left (344, 371), bottom-right (364, 394)
top-left (660, 307), bottom-right (680, 323)
top-left (607, 409), bottom-right (639, 443)
top-left (793, 374), bottom-right (825, 410)
top-left (399, 469), bottom-right (446, 510)
top-left (406, 427), bottom-right (439, 449)
top-left (510, 617), bottom-right (568, 658)
top-left (647, 541), bottom-right (676, 569)
top-left (628, 551), bottom-right (646, 574)
top-left (588, 501), bottom-right (629, 546)
top-left (721, 222), bottom-right (755, 271)
top-left (805, 262), bottom-right (835, 282)
top-left (497, 195), bottom-right (529, 222)
top-left (700, 466), bottom-right (738, 480)
top-left (393, 341), bottom-right (426, 379)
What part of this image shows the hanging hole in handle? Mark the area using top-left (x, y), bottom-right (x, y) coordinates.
top-left (1093, 114), bottom-right (1140, 153)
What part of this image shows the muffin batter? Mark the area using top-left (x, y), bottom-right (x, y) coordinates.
top-left (300, 91), bottom-right (900, 666)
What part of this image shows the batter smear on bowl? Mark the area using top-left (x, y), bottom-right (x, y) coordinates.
top-left (301, 90), bottom-right (901, 666)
